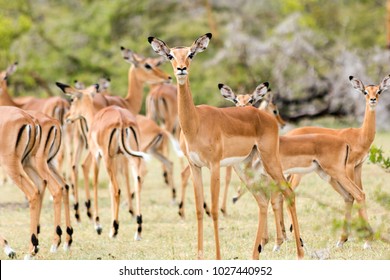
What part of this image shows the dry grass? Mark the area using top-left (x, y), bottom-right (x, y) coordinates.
top-left (0, 133), bottom-right (389, 260)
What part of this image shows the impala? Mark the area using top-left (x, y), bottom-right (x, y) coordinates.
top-left (149, 33), bottom-right (304, 259)
top-left (285, 75), bottom-right (389, 248)
top-left (71, 79), bottom-right (181, 226)
top-left (57, 82), bottom-right (148, 240)
top-left (1, 66), bottom-right (73, 258)
top-left (68, 49), bottom-right (177, 222)
top-left (0, 106), bottom-right (40, 259)
top-left (2, 62), bottom-right (71, 178)
top-left (178, 88), bottom-right (287, 218)
top-left (146, 81), bottom-right (182, 182)
top-left (218, 83), bottom-right (372, 250)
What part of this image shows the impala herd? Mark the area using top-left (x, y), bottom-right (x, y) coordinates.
top-left (0, 33), bottom-right (387, 260)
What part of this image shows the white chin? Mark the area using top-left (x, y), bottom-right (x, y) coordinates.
top-left (177, 76), bottom-right (186, 85)
top-left (369, 104), bottom-right (376, 111)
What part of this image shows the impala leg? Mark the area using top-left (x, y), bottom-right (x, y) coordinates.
top-left (220, 166), bottom-right (232, 216)
top-left (150, 147), bottom-right (175, 204)
top-left (81, 153), bottom-right (93, 220)
top-left (189, 164), bottom-right (205, 259)
top-left (130, 157), bottom-right (143, 241)
top-left (354, 163), bottom-right (364, 190)
top-left (351, 163), bottom-right (372, 248)
top-left (285, 174), bottom-right (303, 233)
top-left (92, 156), bottom-right (102, 235)
top-left (37, 157), bottom-right (64, 253)
top-left (262, 155), bottom-right (304, 260)
top-left (270, 191), bottom-right (285, 251)
top-left (333, 174), bottom-right (373, 248)
top-left (0, 234), bottom-right (16, 258)
top-left (210, 164), bottom-right (221, 260)
top-left (122, 157), bottom-right (134, 217)
top-left (24, 161), bottom-right (49, 252)
top-left (252, 192), bottom-right (269, 259)
top-left (70, 133), bottom-right (84, 222)
top-left (328, 179), bottom-right (353, 247)
top-left (3, 160), bottom-right (41, 259)
top-left (345, 163), bottom-right (373, 247)
top-left (48, 162), bottom-right (73, 250)
top-left (179, 164), bottom-right (191, 218)
top-left (232, 164), bottom-right (271, 258)
top-left (105, 158), bottom-right (121, 238)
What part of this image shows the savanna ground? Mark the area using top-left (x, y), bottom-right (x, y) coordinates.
top-left (0, 124), bottom-right (389, 260)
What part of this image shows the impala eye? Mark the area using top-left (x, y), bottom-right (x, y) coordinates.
top-left (145, 64), bottom-right (152, 70)
top-left (188, 52), bottom-right (194, 59)
top-left (167, 54), bottom-right (173, 60)
top-left (377, 90), bottom-right (382, 95)
top-left (364, 90), bottom-right (368, 95)
top-left (273, 110), bottom-right (278, 115)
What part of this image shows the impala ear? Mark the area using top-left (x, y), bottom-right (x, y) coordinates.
top-left (56, 82), bottom-right (82, 99)
top-left (251, 82), bottom-right (269, 104)
top-left (148, 37), bottom-right (172, 60)
top-left (218, 83), bottom-right (237, 104)
top-left (120, 46), bottom-right (140, 66)
top-left (5, 62), bottom-right (18, 78)
top-left (74, 80), bottom-right (85, 90)
top-left (349, 76), bottom-right (365, 93)
top-left (99, 77), bottom-right (111, 91)
top-left (379, 74), bottom-right (390, 91)
top-left (189, 33), bottom-right (212, 57)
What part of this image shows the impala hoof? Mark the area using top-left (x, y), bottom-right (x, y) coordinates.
top-left (363, 242), bottom-right (371, 250)
top-left (50, 244), bottom-right (58, 253)
top-left (273, 244), bottom-right (281, 252)
top-left (336, 240), bottom-right (344, 248)
top-left (63, 242), bottom-right (71, 252)
top-left (4, 246), bottom-right (16, 259)
top-left (95, 225), bottom-right (103, 235)
top-left (134, 232), bottom-right (142, 241)
top-left (24, 254), bottom-right (34, 260)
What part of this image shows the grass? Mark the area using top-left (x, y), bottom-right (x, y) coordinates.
top-left (0, 132), bottom-right (390, 260)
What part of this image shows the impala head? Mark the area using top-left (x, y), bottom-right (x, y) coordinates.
top-left (349, 75), bottom-right (390, 111)
top-left (218, 82), bottom-right (269, 107)
top-left (148, 33), bottom-right (212, 85)
top-left (218, 82), bottom-right (286, 128)
top-left (0, 62), bottom-right (18, 93)
top-left (75, 78), bottom-right (111, 94)
top-left (98, 77), bottom-right (111, 92)
top-left (120, 46), bottom-right (172, 84)
top-left (56, 82), bottom-right (99, 122)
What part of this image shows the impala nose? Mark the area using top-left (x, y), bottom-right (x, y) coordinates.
top-left (177, 67), bottom-right (187, 75)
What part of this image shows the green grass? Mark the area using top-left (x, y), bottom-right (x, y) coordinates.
top-left (0, 133), bottom-right (390, 260)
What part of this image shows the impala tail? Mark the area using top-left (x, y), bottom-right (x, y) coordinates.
top-left (146, 95), bottom-right (160, 123)
top-left (47, 125), bottom-right (62, 163)
top-left (163, 130), bottom-right (184, 157)
top-left (18, 124), bottom-right (38, 162)
top-left (120, 127), bottom-right (151, 161)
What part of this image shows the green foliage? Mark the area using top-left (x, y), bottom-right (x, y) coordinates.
top-left (0, 0), bottom-right (388, 113)
top-left (369, 145), bottom-right (390, 171)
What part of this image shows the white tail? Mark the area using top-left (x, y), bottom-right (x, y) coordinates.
top-left (121, 127), bottom-right (151, 161)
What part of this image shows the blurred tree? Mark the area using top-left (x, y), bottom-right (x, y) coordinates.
top-left (0, 0), bottom-right (389, 126)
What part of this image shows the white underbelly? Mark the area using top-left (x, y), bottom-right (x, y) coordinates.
top-left (188, 152), bottom-right (206, 167)
top-left (283, 161), bottom-right (319, 175)
top-left (220, 156), bottom-right (249, 167)
top-left (188, 152), bottom-right (251, 167)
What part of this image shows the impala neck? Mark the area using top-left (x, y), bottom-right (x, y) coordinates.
top-left (177, 77), bottom-right (199, 138)
top-left (361, 103), bottom-right (376, 144)
top-left (125, 65), bottom-right (143, 115)
top-left (0, 81), bottom-right (18, 107)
